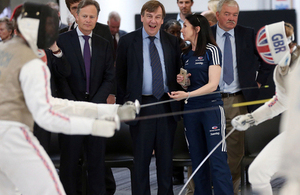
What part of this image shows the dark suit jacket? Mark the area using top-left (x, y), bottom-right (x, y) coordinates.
top-left (57, 29), bottom-right (114, 103)
top-left (116, 28), bottom-right (182, 121)
top-left (118, 29), bottom-right (127, 38)
top-left (44, 49), bottom-right (71, 98)
top-left (211, 24), bottom-right (271, 104)
top-left (59, 22), bottom-right (68, 31)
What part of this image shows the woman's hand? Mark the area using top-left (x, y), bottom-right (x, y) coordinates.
top-left (168, 91), bottom-right (188, 100)
top-left (177, 73), bottom-right (191, 85)
top-left (177, 74), bottom-right (184, 83)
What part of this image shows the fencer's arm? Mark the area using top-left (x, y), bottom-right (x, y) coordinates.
top-left (19, 59), bottom-right (118, 136)
top-left (251, 65), bottom-right (288, 125)
top-left (251, 93), bottom-right (286, 125)
top-left (231, 95), bottom-right (286, 131)
top-left (50, 97), bottom-right (118, 118)
top-left (50, 96), bottom-right (139, 121)
top-left (232, 65), bottom-right (287, 130)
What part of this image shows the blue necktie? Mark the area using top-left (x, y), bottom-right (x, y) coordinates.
top-left (223, 32), bottom-right (234, 85)
top-left (149, 36), bottom-right (164, 100)
top-left (83, 35), bottom-right (91, 94)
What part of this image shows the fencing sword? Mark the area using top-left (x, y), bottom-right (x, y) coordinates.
top-left (122, 106), bottom-right (219, 123)
top-left (178, 127), bottom-right (236, 195)
top-left (123, 91), bottom-right (271, 123)
top-left (122, 87), bottom-right (271, 193)
top-left (136, 85), bottom-right (270, 110)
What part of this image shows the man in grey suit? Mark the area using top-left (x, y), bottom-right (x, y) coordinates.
top-left (116, 1), bottom-right (182, 194)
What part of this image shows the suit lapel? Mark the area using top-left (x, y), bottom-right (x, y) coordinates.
top-left (234, 26), bottom-right (241, 69)
top-left (160, 30), bottom-right (170, 78)
top-left (90, 34), bottom-right (98, 80)
top-left (211, 25), bottom-right (217, 40)
top-left (70, 30), bottom-right (86, 77)
top-left (133, 29), bottom-right (143, 76)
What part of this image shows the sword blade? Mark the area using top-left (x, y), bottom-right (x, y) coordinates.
top-left (139, 85), bottom-right (269, 109)
top-left (178, 127), bottom-right (236, 195)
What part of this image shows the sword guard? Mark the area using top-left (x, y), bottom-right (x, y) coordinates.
top-left (135, 99), bottom-right (140, 114)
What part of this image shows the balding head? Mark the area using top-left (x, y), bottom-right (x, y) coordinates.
top-left (107, 11), bottom-right (121, 36)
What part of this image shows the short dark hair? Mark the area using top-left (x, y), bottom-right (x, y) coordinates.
top-left (141, 0), bottom-right (166, 19)
top-left (77, 0), bottom-right (100, 15)
top-left (65, 0), bottom-right (81, 11)
top-left (177, 0), bottom-right (194, 3)
top-left (164, 19), bottom-right (181, 31)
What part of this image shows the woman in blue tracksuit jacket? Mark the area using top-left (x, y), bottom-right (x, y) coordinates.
top-left (168, 14), bottom-right (233, 195)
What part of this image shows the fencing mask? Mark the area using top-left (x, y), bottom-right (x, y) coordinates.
top-left (17, 2), bottom-right (58, 55)
top-left (256, 21), bottom-right (293, 65)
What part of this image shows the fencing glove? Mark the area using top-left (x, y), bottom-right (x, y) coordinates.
top-left (231, 113), bottom-right (256, 131)
top-left (117, 100), bottom-right (140, 121)
top-left (92, 115), bottom-right (120, 137)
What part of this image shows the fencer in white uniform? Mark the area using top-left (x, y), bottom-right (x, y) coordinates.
top-left (0, 3), bottom-right (138, 195)
top-left (278, 35), bottom-right (300, 195)
top-left (231, 21), bottom-right (298, 195)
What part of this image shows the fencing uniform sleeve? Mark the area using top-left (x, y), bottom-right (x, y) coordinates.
top-left (50, 97), bottom-right (119, 118)
top-left (251, 65), bottom-right (287, 125)
top-left (19, 59), bottom-right (118, 135)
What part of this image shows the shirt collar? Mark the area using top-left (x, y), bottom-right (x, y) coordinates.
top-left (176, 13), bottom-right (184, 24)
top-left (216, 22), bottom-right (235, 37)
top-left (142, 27), bottom-right (160, 40)
top-left (76, 27), bottom-right (93, 38)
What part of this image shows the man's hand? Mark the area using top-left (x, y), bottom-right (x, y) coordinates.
top-left (231, 113), bottom-right (256, 131)
top-left (107, 94), bottom-right (116, 104)
top-left (257, 82), bottom-right (261, 88)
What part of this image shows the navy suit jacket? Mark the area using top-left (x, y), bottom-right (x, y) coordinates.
top-left (57, 29), bottom-right (114, 103)
top-left (211, 24), bottom-right (271, 104)
top-left (118, 29), bottom-right (127, 38)
top-left (116, 28), bottom-right (182, 121)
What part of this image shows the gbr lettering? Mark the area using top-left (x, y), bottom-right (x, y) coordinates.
top-left (272, 34), bottom-right (286, 53)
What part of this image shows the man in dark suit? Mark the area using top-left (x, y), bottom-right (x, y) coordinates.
top-left (57, 0), bottom-right (114, 194)
top-left (107, 11), bottom-right (127, 59)
top-left (116, 1), bottom-right (182, 194)
top-left (107, 11), bottom-right (127, 105)
top-left (61, 0), bottom-right (117, 193)
top-left (211, 0), bottom-right (271, 194)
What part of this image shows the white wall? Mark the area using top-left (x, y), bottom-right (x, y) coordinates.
top-left (60, 0), bottom-right (299, 40)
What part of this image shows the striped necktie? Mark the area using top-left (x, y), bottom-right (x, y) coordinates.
top-left (149, 36), bottom-right (164, 100)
